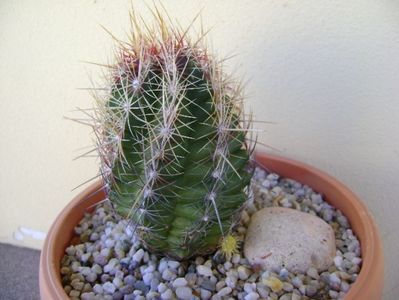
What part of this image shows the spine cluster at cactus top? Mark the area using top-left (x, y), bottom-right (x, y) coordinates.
top-left (93, 11), bottom-right (253, 259)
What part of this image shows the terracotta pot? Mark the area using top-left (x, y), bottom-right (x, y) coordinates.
top-left (39, 153), bottom-right (384, 299)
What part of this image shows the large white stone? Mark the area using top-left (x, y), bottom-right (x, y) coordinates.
top-left (244, 207), bottom-right (336, 273)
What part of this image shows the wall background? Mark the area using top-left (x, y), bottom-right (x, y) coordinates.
top-left (0, 0), bottom-right (398, 298)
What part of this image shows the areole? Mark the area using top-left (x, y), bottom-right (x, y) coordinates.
top-left (39, 153), bottom-right (384, 299)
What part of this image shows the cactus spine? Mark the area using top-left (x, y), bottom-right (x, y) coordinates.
top-left (93, 11), bottom-right (253, 260)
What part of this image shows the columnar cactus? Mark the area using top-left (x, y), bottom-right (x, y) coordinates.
top-left (93, 11), bottom-right (253, 259)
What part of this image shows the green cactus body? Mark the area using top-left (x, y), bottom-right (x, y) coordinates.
top-left (96, 13), bottom-right (252, 259)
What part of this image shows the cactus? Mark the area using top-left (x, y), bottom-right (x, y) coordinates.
top-left (93, 10), bottom-right (253, 260)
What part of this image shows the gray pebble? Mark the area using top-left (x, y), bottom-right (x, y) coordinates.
top-left (299, 285), bottom-right (306, 295)
top-left (69, 290), bottom-right (80, 297)
top-left (133, 281), bottom-right (149, 294)
top-left (81, 292), bottom-right (95, 300)
top-left (306, 267), bottom-right (319, 279)
top-left (71, 261), bottom-right (81, 272)
top-left (278, 294), bottom-right (292, 300)
top-left (306, 284), bottom-right (318, 297)
top-left (195, 256), bottom-right (205, 265)
top-left (64, 285), bottom-right (72, 294)
top-left (71, 280), bottom-right (84, 291)
top-left (200, 278), bottom-right (216, 291)
top-left (185, 273), bottom-right (197, 286)
top-left (119, 285), bottom-right (134, 295)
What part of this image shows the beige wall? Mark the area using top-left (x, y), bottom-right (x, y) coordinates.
top-left (1, 1), bottom-right (398, 298)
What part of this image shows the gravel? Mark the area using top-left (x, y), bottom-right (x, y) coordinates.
top-left (60, 167), bottom-right (361, 299)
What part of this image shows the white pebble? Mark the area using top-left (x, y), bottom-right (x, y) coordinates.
top-left (162, 268), bottom-right (176, 281)
top-left (79, 267), bottom-right (91, 276)
top-left (225, 271), bottom-right (238, 288)
top-left (243, 282), bottom-right (256, 293)
top-left (232, 254), bottom-right (241, 264)
top-left (157, 282), bottom-right (167, 293)
top-left (244, 292), bottom-right (260, 300)
top-left (105, 239), bottom-right (115, 248)
top-left (217, 286), bottom-right (232, 297)
top-left (216, 281), bottom-right (226, 291)
top-left (93, 284), bottom-right (103, 294)
top-left (85, 272), bottom-right (97, 283)
top-left (143, 272), bottom-right (153, 286)
top-left (91, 264), bottom-right (102, 275)
top-left (352, 257), bottom-right (362, 265)
top-left (102, 282), bottom-right (116, 294)
top-left (278, 268), bottom-right (289, 279)
top-left (112, 277), bottom-right (123, 288)
top-left (158, 260), bottom-right (169, 273)
top-left (197, 265), bottom-right (213, 277)
top-left (80, 253), bottom-right (91, 263)
top-left (172, 277), bottom-right (188, 288)
top-left (257, 286), bottom-right (269, 298)
top-left (306, 267), bottom-right (319, 279)
top-left (237, 266), bottom-right (251, 280)
top-left (200, 288), bottom-right (212, 300)
top-left (329, 273), bottom-right (341, 287)
top-left (160, 289), bottom-right (173, 300)
top-left (168, 260), bottom-right (180, 270)
top-left (66, 246), bottom-right (76, 256)
top-left (341, 281), bottom-right (350, 292)
top-left (334, 256), bottom-right (343, 268)
top-left (329, 290), bottom-right (339, 298)
top-left (132, 249), bottom-right (145, 263)
top-left (175, 286), bottom-right (193, 300)
top-left (291, 276), bottom-right (302, 288)
top-left (224, 261), bottom-right (232, 270)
